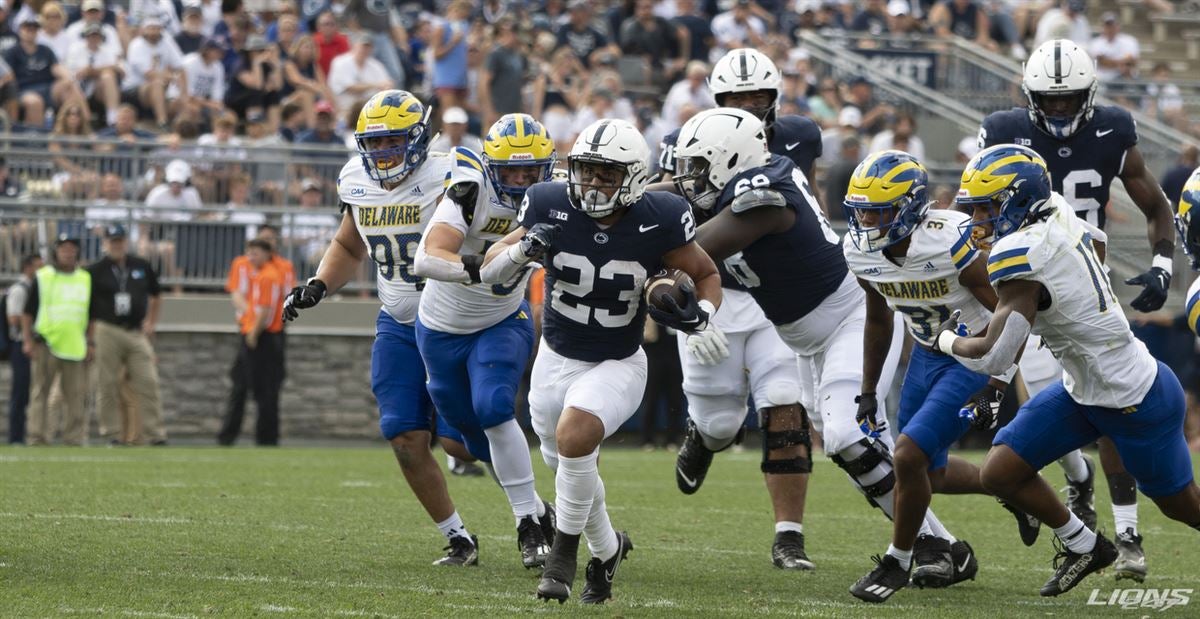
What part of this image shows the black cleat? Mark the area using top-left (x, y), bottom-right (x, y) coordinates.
top-left (850, 554), bottom-right (910, 603)
top-left (539, 501), bottom-right (557, 549)
top-left (580, 531), bottom-right (634, 604)
top-left (911, 535), bottom-right (953, 589)
top-left (675, 419), bottom-right (715, 495)
top-left (536, 532), bottom-right (580, 604)
top-left (999, 499), bottom-right (1041, 546)
top-left (772, 530), bottom-right (815, 570)
top-left (1064, 455), bottom-right (1097, 531)
top-left (517, 516), bottom-right (550, 569)
top-left (1113, 527), bottom-right (1147, 582)
top-left (433, 534), bottom-right (478, 567)
top-left (949, 540), bottom-right (978, 585)
top-left (1039, 534), bottom-right (1117, 596)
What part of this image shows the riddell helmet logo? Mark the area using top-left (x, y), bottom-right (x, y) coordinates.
top-left (365, 123), bottom-right (387, 131)
top-left (846, 194), bottom-right (869, 203)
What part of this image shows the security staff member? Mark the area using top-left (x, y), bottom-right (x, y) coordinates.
top-left (21, 235), bottom-right (93, 446)
top-left (88, 224), bottom-right (168, 446)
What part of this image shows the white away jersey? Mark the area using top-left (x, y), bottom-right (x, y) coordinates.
top-left (987, 194), bottom-right (1157, 407)
top-left (1187, 276), bottom-right (1200, 337)
top-left (338, 152), bottom-right (452, 325)
top-left (844, 209), bottom-right (987, 347)
top-left (417, 147), bottom-right (532, 334)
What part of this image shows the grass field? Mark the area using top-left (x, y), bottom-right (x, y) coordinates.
top-left (2, 444), bottom-right (1197, 618)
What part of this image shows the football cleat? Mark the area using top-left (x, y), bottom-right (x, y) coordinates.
top-left (1064, 455), bottom-right (1097, 531)
top-left (999, 498), bottom-right (1041, 546)
top-left (517, 515), bottom-right (551, 569)
top-left (539, 500), bottom-right (557, 549)
top-left (850, 554), bottom-right (910, 603)
top-left (580, 531), bottom-right (634, 604)
top-left (433, 534), bottom-right (478, 567)
top-left (911, 535), bottom-right (953, 588)
top-left (675, 419), bottom-right (715, 494)
top-left (1039, 534), bottom-right (1117, 596)
top-left (772, 530), bottom-right (815, 570)
top-left (949, 540), bottom-right (979, 585)
top-left (537, 532), bottom-right (580, 604)
top-left (448, 457), bottom-right (486, 477)
top-left (1113, 528), bottom-right (1147, 582)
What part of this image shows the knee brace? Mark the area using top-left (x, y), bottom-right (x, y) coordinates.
top-left (831, 437), bottom-right (895, 511)
top-left (759, 405), bottom-right (814, 475)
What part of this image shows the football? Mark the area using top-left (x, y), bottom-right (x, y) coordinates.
top-left (644, 268), bottom-right (694, 312)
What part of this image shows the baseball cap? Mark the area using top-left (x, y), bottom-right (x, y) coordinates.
top-left (141, 14), bottom-right (163, 28)
top-left (83, 22), bottom-right (104, 38)
top-left (314, 100), bottom-right (335, 115)
top-left (1067, 0), bottom-right (1086, 12)
top-left (1101, 11), bottom-right (1117, 23)
top-left (201, 36), bottom-right (224, 50)
top-left (55, 233), bottom-right (81, 247)
top-left (19, 15), bottom-right (39, 27)
top-left (81, 0), bottom-right (105, 12)
top-left (442, 107), bottom-right (468, 125)
top-left (301, 178), bottom-right (321, 192)
top-left (838, 106), bottom-right (862, 128)
top-left (104, 223), bottom-right (128, 239)
top-left (887, 0), bottom-right (910, 16)
top-left (165, 159), bottom-right (191, 183)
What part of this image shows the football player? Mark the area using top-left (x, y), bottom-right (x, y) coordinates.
top-left (655, 47), bottom-right (828, 571)
top-left (843, 151), bottom-right (1032, 602)
top-left (979, 39), bottom-right (1178, 578)
top-left (280, 90), bottom-right (482, 567)
top-left (412, 113), bottom-right (557, 569)
top-left (671, 108), bottom-right (963, 573)
top-left (941, 144), bottom-right (1200, 597)
top-left (480, 118), bottom-right (723, 604)
top-left (1177, 169), bottom-right (1200, 337)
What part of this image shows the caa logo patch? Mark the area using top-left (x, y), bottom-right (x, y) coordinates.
top-left (350, 187), bottom-right (367, 197)
top-left (862, 267), bottom-right (881, 275)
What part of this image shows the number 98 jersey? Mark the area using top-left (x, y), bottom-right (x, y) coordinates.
top-left (979, 105), bottom-right (1137, 230)
top-left (338, 152), bottom-right (453, 325)
top-left (519, 182), bottom-right (696, 362)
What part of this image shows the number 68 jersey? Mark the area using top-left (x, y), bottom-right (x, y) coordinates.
top-left (337, 152), bottom-right (453, 325)
top-left (844, 209), bottom-right (990, 348)
top-left (519, 182), bottom-right (696, 363)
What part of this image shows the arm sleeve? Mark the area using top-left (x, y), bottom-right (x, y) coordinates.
top-left (951, 311), bottom-right (1032, 375)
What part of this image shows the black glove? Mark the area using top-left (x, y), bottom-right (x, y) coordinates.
top-left (519, 223), bottom-right (560, 261)
top-left (283, 278), bottom-right (327, 322)
top-left (855, 393), bottom-right (885, 439)
top-left (933, 308), bottom-right (968, 353)
top-left (647, 283), bottom-right (710, 333)
top-left (1125, 266), bottom-right (1171, 312)
top-left (959, 384), bottom-right (1005, 430)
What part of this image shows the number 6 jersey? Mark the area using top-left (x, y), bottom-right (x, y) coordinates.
top-left (337, 152), bottom-right (452, 325)
top-left (519, 181), bottom-right (695, 362)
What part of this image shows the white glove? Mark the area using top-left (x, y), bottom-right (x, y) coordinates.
top-left (686, 323), bottom-right (730, 366)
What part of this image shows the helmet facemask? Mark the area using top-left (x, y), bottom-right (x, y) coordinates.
top-left (357, 124), bottom-right (429, 183)
top-left (673, 155), bottom-right (720, 211)
top-left (487, 156), bottom-right (557, 209)
top-left (568, 156), bottom-right (630, 218)
top-left (1025, 86), bottom-right (1095, 139)
top-left (717, 89), bottom-right (778, 129)
top-left (845, 191), bottom-right (927, 253)
top-left (1177, 206), bottom-right (1200, 271)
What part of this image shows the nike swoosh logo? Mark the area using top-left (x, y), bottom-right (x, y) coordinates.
top-left (1096, 129), bottom-right (1113, 137)
top-left (957, 553), bottom-right (973, 573)
top-left (639, 224), bottom-right (659, 233)
top-left (786, 142), bottom-right (801, 150)
top-left (677, 468), bottom-right (699, 488)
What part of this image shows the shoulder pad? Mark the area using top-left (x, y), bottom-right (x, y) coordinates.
top-left (730, 187), bottom-right (786, 214)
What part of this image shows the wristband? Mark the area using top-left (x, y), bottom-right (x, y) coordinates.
top-left (1152, 255), bottom-right (1173, 276)
top-left (936, 329), bottom-right (959, 355)
top-left (461, 254), bottom-right (483, 283)
top-left (697, 299), bottom-right (717, 317)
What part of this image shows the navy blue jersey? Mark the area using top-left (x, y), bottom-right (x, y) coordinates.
top-left (980, 105), bottom-right (1138, 230)
top-left (519, 182), bottom-right (696, 362)
top-left (711, 155), bottom-right (847, 325)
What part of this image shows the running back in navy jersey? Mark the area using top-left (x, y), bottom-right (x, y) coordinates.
top-left (519, 182), bottom-right (697, 362)
top-left (979, 105), bottom-right (1137, 230)
top-left (712, 154), bottom-right (847, 324)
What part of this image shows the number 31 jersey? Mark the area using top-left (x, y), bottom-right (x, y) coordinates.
top-left (979, 105), bottom-right (1137, 230)
top-left (338, 153), bottom-right (452, 325)
top-left (843, 209), bottom-right (989, 347)
top-left (519, 182), bottom-right (695, 363)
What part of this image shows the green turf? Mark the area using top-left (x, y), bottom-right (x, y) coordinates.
top-left (1, 445), bottom-right (1196, 617)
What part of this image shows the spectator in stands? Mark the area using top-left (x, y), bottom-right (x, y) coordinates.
top-left (66, 24), bottom-right (122, 127)
top-left (1034, 0), bottom-right (1090, 47)
top-left (711, 0), bottom-right (767, 55)
top-left (212, 0), bottom-right (243, 44)
top-left (479, 19), bottom-right (529, 130)
top-left (1160, 145), bottom-right (1199, 206)
top-left (276, 100), bottom-right (306, 142)
top-left (431, 1), bottom-right (472, 113)
top-left (343, 0), bottom-right (407, 88)
top-left (36, 2), bottom-right (71, 63)
top-left (286, 178), bottom-right (340, 268)
top-left (929, 0), bottom-right (993, 49)
top-left (142, 159), bottom-right (200, 291)
top-left (21, 234), bottom-right (93, 446)
top-left (868, 110), bottom-right (925, 160)
top-left (1145, 61), bottom-right (1185, 128)
top-left (223, 172), bottom-right (265, 238)
top-left (266, 0), bottom-right (303, 43)
top-left (1090, 12), bottom-right (1139, 82)
top-left (673, 0), bottom-right (714, 62)
top-left (7, 254), bottom-right (42, 445)
top-left (852, 0), bottom-right (890, 35)
top-left (821, 105), bottom-right (862, 164)
top-left (661, 60), bottom-right (716, 133)
top-left (620, 0), bottom-right (688, 82)
top-left (94, 104), bottom-right (156, 182)
top-left (823, 136), bottom-right (861, 221)
top-left (429, 106), bottom-right (483, 153)
top-left (88, 223), bottom-right (168, 446)
top-left (557, 0), bottom-right (614, 68)
top-left (65, 0), bottom-right (123, 62)
top-left (178, 37), bottom-right (227, 124)
top-left (4, 16), bottom-right (79, 128)
top-left (85, 173), bottom-right (131, 229)
top-left (887, 0), bottom-right (923, 36)
top-left (0, 4), bottom-right (16, 53)
top-left (956, 134), bottom-right (980, 164)
top-left (0, 58), bottom-right (16, 122)
top-left (327, 33), bottom-right (392, 116)
top-left (606, 0), bottom-right (636, 43)
top-left (48, 100), bottom-right (98, 199)
top-left (531, 47), bottom-right (585, 154)
top-left (272, 14), bottom-right (300, 53)
top-left (843, 76), bottom-right (893, 135)
top-left (296, 99), bottom-right (343, 145)
top-left (125, 15), bottom-right (186, 130)
top-left (807, 76), bottom-right (842, 128)
top-left (176, 4), bottom-right (206, 54)
top-left (225, 33), bottom-right (284, 124)
top-left (282, 34), bottom-right (331, 127)
top-left (312, 10), bottom-right (349, 78)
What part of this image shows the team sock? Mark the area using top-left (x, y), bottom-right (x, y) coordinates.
top-left (886, 544), bottom-right (913, 571)
top-left (923, 510), bottom-right (957, 544)
top-left (482, 420), bottom-right (540, 523)
top-left (775, 521), bottom-right (803, 535)
top-left (555, 451), bottom-right (599, 536)
top-left (436, 511), bottom-right (471, 543)
top-left (1052, 513), bottom-right (1097, 554)
top-left (1113, 503), bottom-right (1138, 535)
top-left (1058, 450), bottom-right (1089, 483)
top-left (584, 478), bottom-right (619, 562)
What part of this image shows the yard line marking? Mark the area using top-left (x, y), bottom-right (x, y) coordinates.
top-left (59, 606), bottom-right (198, 619)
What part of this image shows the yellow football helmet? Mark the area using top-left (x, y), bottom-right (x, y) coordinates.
top-left (1176, 167), bottom-right (1200, 270)
top-left (956, 144), bottom-right (1051, 242)
top-left (355, 89), bottom-right (431, 183)
top-left (482, 113), bottom-right (556, 207)
top-left (843, 150), bottom-right (930, 252)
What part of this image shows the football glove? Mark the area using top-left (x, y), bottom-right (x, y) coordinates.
top-left (686, 322), bottom-right (729, 366)
top-left (282, 278), bottom-right (327, 322)
top-left (519, 223), bottom-right (560, 261)
top-left (934, 309), bottom-right (969, 354)
top-left (1125, 266), bottom-right (1171, 312)
top-left (855, 393), bottom-right (886, 439)
top-left (647, 284), bottom-right (710, 333)
top-left (959, 383), bottom-right (1005, 430)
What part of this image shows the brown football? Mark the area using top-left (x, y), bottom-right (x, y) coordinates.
top-left (644, 268), bottom-right (694, 312)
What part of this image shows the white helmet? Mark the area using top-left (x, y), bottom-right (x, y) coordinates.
top-left (672, 108), bottom-right (770, 211)
top-left (1022, 39), bottom-right (1097, 139)
top-left (567, 119), bottom-right (651, 218)
top-left (708, 48), bottom-right (783, 128)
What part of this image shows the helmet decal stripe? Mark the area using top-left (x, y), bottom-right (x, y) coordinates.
top-left (589, 120), bottom-right (610, 153)
top-left (1053, 40), bottom-right (1063, 84)
top-left (739, 49), bottom-right (748, 79)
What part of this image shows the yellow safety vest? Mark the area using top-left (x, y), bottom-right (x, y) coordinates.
top-left (33, 265), bottom-right (91, 361)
